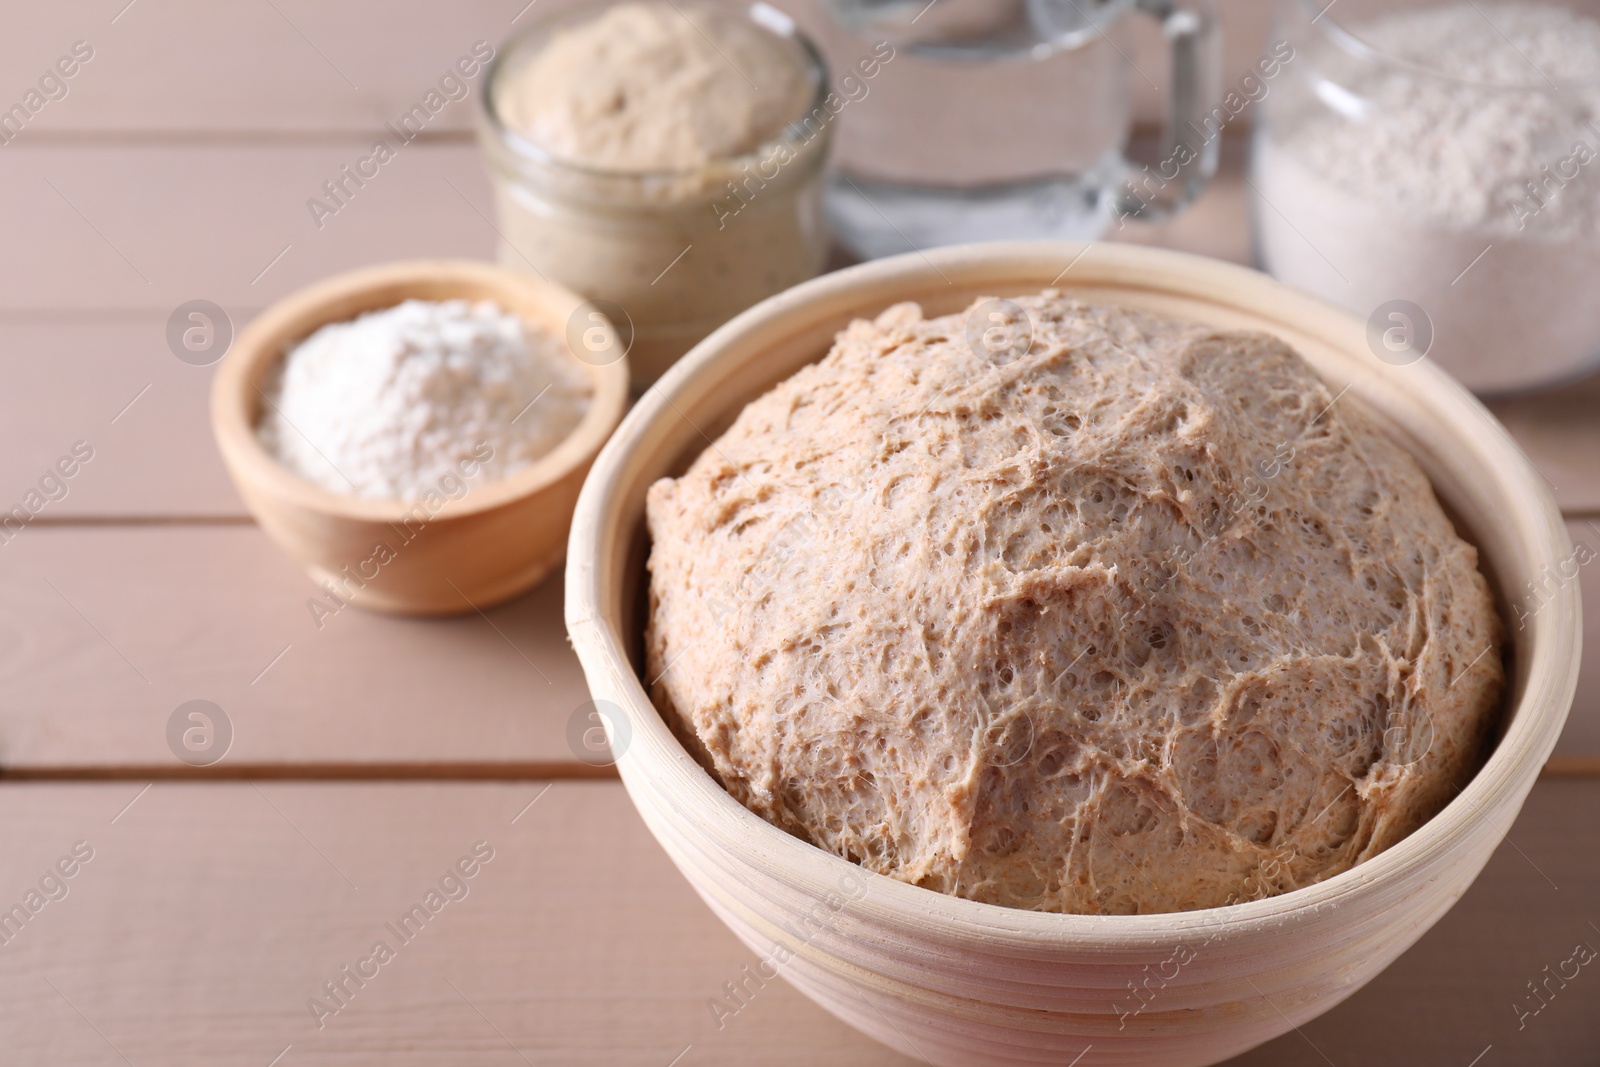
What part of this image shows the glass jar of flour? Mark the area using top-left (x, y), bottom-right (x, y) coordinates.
top-left (479, 1), bottom-right (832, 386)
top-left (1251, 0), bottom-right (1600, 394)
top-left (815, 0), bottom-right (1222, 258)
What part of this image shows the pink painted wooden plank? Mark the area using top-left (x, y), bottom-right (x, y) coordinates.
top-left (0, 518), bottom-right (1594, 770)
top-left (0, 525), bottom-right (592, 771)
top-left (0, 1), bottom-right (1274, 134)
top-left (0, 778), bottom-right (1590, 1064)
top-left (0, 142), bottom-right (496, 312)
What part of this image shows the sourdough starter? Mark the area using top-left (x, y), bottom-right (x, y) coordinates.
top-left (483, 2), bottom-right (829, 385)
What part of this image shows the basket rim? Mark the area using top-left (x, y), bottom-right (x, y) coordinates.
top-left (565, 240), bottom-right (1580, 946)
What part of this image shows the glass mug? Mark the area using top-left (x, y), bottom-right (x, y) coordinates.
top-left (817, 0), bottom-right (1222, 258)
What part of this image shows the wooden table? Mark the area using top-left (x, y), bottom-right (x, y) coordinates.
top-left (1, 2), bottom-right (1595, 1064)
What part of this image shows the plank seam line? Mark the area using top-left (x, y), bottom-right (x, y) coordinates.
top-left (0, 763), bottom-right (622, 782)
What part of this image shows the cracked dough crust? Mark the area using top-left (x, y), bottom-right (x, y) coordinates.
top-left (644, 292), bottom-right (1504, 915)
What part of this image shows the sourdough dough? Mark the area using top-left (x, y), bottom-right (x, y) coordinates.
top-left (644, 292), bottom-right (1504, 915)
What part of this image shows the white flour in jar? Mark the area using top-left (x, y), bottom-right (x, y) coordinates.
top-left (1252, 3), bottom-right (1600, 393)
top-left (257, 299), bottom-right (592, 499)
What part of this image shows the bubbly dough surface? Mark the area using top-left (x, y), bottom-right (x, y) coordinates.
top-left (645, 293), bottom-right (1503, 915)
top-left (498, 1), bottom-right (813, 171)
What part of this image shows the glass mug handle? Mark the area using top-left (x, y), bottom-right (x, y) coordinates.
top-left (1115, 0), bottom-right (1222, 221)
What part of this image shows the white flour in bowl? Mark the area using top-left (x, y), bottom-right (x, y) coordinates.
top-left (1252, 2), bottom-right (1600, 393)
top-left (257, 299), bottom-right (592, 499)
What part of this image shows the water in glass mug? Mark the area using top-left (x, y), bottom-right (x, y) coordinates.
top-left (820, 0), bottom-right (1219, 259)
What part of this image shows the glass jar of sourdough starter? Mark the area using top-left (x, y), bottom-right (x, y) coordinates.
top-left (1251, 0), bottom-right (1600, 394)
top-left (817, 0), bottom-right (1221, 258)
top-left (479, 2), bottom-right (832, 386)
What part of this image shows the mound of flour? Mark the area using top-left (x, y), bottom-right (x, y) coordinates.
top-left (257, 299), bottom-right (592, 499)
top-left (1278, 3), bottom-right (1600, 235)
top-left (1252, 3), bottom-right (1600, 392)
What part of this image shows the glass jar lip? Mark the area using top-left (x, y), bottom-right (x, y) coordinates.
top-left (1295, 0), bottom-right (1600, 90)
top-left (835, 0), bottom-right (1135, 59)
top-left (480, 0), bottom-right (833, 182)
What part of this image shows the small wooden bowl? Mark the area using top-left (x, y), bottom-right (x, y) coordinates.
top-left (213, 259), bottom-right (628, 615)
top-left (565, 242), bottom-right (1582, 1065)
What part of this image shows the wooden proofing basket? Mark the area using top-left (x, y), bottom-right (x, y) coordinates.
top-left (564, 242), bottom-right (1580, 1066)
